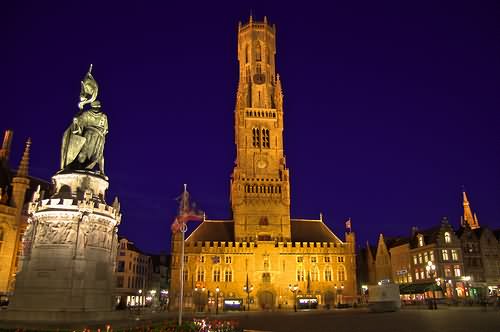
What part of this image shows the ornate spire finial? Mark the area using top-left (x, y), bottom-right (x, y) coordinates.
top-left (249, 11), bottom-right (253, 24)
top-left (0, 129), bottom-right (13, 162)
top-left (17, 138), bottom-right (31, 177)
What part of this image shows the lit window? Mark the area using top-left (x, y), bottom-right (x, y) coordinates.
top-left (451, 249), bottom-right (458, 261)
top-left (454, 265), bottom-right (461, 277)
top-left (424, 252), bottom-right (429, 262)
top-left (418, 253), bottom-right (423, 264)
top-left (324, 268), bottom-right (332, 281)
top-left (418, 235), bottom-right (424, 247)
top-left (420, 270), bottom-right (425, 279)
top-left (338, 266), bottom-right (346, 282)
top-left (444, 266), bottom-right (452, 277)
top-left (225, 256), bottom-right (232, 264)
top-left (297, 269), bottom-right (304, 281)
top-left (311, 267), bottom-right (320, 281)
top-left (444, 232), bottom-right (451, 244)
top-left (213, 269), bottom-right (221, 282)
top-left (413, 255), bottom-right (418, 265)
top-left (297, 256), bottom-right (303, 263)
top-left (430, 251), bottom-right (435, 262)
top-left (325, 256), bottom-right (331, 263)
top-left (442, 249), bottom-right (449, 261)
top-left (415, 271), bottom-right (420, 280)
top-left (311, 256), bottom-right (317, 263)
top-left (225, 269), bottom-right (233, 282)
top-left (197, 269), bottom-right (205, 282)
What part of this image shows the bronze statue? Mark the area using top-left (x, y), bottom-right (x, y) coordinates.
top-left (60, 65), bottom-right (108, 174)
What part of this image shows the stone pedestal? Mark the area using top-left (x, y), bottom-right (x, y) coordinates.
top-left (3, 170), bottom-right (121, 322)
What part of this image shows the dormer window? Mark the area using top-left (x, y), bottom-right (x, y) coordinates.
top-left (418, 235), bottom-right (424, 247)
top-left (444, 232), bottom-right (451, 244)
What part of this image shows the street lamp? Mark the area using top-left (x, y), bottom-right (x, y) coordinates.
top-left (243, 274), bottom-right (254, 311)
top-left (215, 286), bottom-right (220, 315)
top-left (426, 261), bottom-right (437, 310)
top-left (289, 284), bottom-right (298, 312)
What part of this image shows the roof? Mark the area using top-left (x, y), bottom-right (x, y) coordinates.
top-left (385, 236), bottom-right (409, 249)
top-left (291, 219), bottom-right (342, 243)
top-left (185, 218), bottom-right (343, 243)
top-left (186, 220), bottom-right (235, 242)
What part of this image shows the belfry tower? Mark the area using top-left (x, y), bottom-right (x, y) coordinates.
top-left (230, 16), bottom-right (291, 242)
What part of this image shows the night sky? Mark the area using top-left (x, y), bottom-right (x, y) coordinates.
top-left (3, 1), bottom-right (500, 254)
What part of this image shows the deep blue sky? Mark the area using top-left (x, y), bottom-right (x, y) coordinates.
top-left (3, 1), bottom-right (500, 253)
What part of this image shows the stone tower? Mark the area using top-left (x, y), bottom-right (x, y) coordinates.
top-left (230, 16), bottom-right (291, 242)
top-left (462, 190), bottom-right (479, 229)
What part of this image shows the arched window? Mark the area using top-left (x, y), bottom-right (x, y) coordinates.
top-left (418, 235), bottom-right (424, 247)
top-left (444, 232), bottom-right (451, 243)
top-left (262, 128), bottom-right (270, 148)
top-left (256, 43), bottom-right (262, 61)
top-left (213, 268), bottom-right (221, 282)
top-left (245, 44), bottom-right (249, 63)
top-left (196, 268), bottom-right (205, 282)
top-left (311, 267), bottom-right (320, 281)
top-left (252, 128), bottom-right (260, 148)
top-left (297, 268), bottom-right (305, 281)
top-left (324, 267), bottom-right (333, 281)
top-left (224, 269), bottom-right (233, 282)
top-left (266, 47), bottom-right (270, 64)
top-left (337, 265), bottom-right (346, 282)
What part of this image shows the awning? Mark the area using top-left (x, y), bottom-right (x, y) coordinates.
top-left (399, 283), bottom-right (443, 294)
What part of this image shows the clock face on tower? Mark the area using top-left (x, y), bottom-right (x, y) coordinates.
top-left (253, 73), bottom-right (266, 85)
top-left (257, 159), bottom-right (268, 169)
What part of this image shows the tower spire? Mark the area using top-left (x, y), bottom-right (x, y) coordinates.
top-left (0, 129), bottom-right (13, 162)
top-left (17, 138), bottom-right (31, 177)
top-left (462, 189), bottom-right (479, 229)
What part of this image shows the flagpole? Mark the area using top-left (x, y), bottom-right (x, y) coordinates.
top-left (178, 221), bottom-right (187, 326)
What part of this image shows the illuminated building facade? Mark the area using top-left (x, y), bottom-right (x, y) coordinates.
top-left (0, 130), bottom-right (50, 299)
top-left (115, 237), bottom-right (153, 307)
top-left (170, 17), bottom-right (357, 311)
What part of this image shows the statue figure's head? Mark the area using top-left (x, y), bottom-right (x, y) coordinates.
top-left (78, 64), bottom-right (99, 110)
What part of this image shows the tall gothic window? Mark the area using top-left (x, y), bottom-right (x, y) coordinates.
top-left (262, 128), bottom-right (270, 148)
top-left (224, 269), bottom-right (233, 282)
top-left (256, 43), bottom-right (262, 61)
top-left (324, 267), bottom-right (333, 281)
top-left (245, 45), bottom-right (249, 63)
top-left (311, 267), bottom-right (320, 281)
top-left (297, 269), bottom-right (305, 281)
top-left (183, 269), bottom-right (188, 282)
top-left (266, 47), bottom-right (270, 64)
top-left (337, 266), bottom-right (346, 282)
top-left (252, 128), bottom-right (260, 147)
top-left (197, 269), bottom-right (205, 282)
top-left (213, 268), bottom-right (221, 282)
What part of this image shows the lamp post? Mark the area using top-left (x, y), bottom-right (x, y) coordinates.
top-left (215, 286), bottom-right (220, 315)
top-left (243, 274), bottom-right (254, 311)
top-left (289, 284), bottom-right (298, 312)
top-left (426, 261), bottom-right (437, 310)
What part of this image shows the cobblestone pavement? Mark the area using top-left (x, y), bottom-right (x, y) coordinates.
top-left (227, 307), bottom-right (500, 332)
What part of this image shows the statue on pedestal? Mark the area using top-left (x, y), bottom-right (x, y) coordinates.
top-left (60, 65), bottom-right (108, 175)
